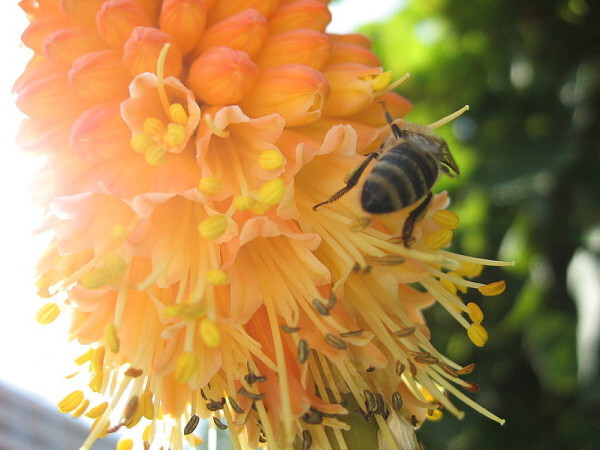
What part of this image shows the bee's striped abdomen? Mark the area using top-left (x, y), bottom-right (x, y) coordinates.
top-left (361, 142), bottom-right (439, 214)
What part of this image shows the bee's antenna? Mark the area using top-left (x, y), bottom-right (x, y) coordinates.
top-left (428, 105), bottom-right (469, 129)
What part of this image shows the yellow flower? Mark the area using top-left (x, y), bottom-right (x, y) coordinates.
top-left (17, 1), bottom-right (511, 449)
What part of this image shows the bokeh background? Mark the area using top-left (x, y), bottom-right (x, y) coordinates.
top-left (354, 0), bottom-right (600, 448)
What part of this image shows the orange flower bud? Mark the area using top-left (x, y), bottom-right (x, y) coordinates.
top-left (240, 63), bottom-right (329, 127)
top-left (207, 0), bottom-right (278, 26)
top-left (328, 42), bottom-right (381, 67)
top-left (69, 50), bottom-right (131, 101)
top-left (123, 26), bottom-right (183, 77)
top-left (159, 0), bottom-right (207, 55)
top-left (70, 103), bottom-right (132, 161)
top-left (61, 0), bottom-right (106, 27)
top-left (16, 73), bottom-right (89, 121)
top-left (322, 63), bottom-right (386, 117)
top-left (43, 27), bottom-right (108, 66)
top-left (268, 0), bottom-right (332, 34)
top-left (254, 29), bottom-right (330, 70)
top-left (328, 33), bottom-right (373, 49)
top-left (187, 46), bottom-right (257, 105)
top-left (96, 0), bottom-right (153, 49)
top-left (195, 8), bottom-right (268, 58)
top-left (21, 17), bottom-right (70, 52)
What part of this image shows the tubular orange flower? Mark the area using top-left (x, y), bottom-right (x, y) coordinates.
top-left (17, 1), bottom-right (512, 449)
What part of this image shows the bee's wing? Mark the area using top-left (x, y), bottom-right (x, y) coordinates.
top-left (440, 141), bottom-right (460, 175)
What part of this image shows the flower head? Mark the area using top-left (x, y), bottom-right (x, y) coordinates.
top-left (18, 1), bottom-right (511, 449)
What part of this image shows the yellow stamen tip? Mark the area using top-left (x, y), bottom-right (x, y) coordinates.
top-left (85, 401), bottom-right (108, 419)
top-left (427, 409), bottom-right (444, 421)
top-left (105, 254), bottom-right (127, 284)
top-left (89, 372), bottom-right (103, 393)
top-left (71, 399), bottom-right (90, 418)
top-left (457, 261), bottom-right (484, 278)
top-left (111, 224), bottom-right (129, 242)
top-left (258, 149), bottom-right (285, 170)
top-left (199, 318), bottom-right (222, 348)
top-left (198, 176), bottom-right (223, 195)
top-left (478, 280), bottom-right (506, 296)
top-left (80, 267), bottom-right (109, 289)
top-left (35, 302), bottom-right (60, 325)
top-left (206, 269), bottom-right (228, 285)
top-left (168, 103), bottom-right (188, 125)
top-left (145, 143), bottom-right (168, 166)
top-left (143, 424), bottom-right (152, 441)
top-left (432, 209), bottom-right (460, 230)
top-left (163, 305), bottom-right (181, 317)
top-left (467, 323), bottom-right (489, 347)
top-left (117, 438), bottom-right (134, 450)
top-left (58, 390), bottom-right (85, 414)
top-left (258, 178), bottom-right (286, 207)
top-left (440, 278), bottom-right (457, 296)
top-left (198, 215), bottom-right (228, 240)
top-left (142, 117), bottom-right (166, 136)
top-left (75, 348), bottom-right (94, 366)
top-left (130, 133), bottom-right (155, 155)
top-left (162, 123), bottom-right (187, 147)
top-left (425, 228), bottom-right (453, 250)
top-left (92, 346), bottom-right (105, 373)
top-left (371, 71), bottom-right (392, 91)
top-left (250, 201), bottom-right (270, 215)
top-left (174, 352), bottom-right (198, 383)
top-left (104, 322), bottom-right (120, 353)
top-left (467, 302), bottom-right (484, 323)
top-left (141, 391), bottom-right (154, 420)
top-left (233, 195), bottom-right (256, 211)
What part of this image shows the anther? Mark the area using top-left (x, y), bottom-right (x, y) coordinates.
top-left (198, 214), bottom-right (228, 239)
top-left (36, 302), bottom-right (60, 325)
top-left (141, 391), bottom-right (154, 419)
top-left (467, 302), bottom-right (484, 323)
top-left (302, 430), bottom-right (312, 449)
top-left (301, 408), bottom-right (323, 425)
top-left (324, 333), bottom-right (347, 350)
top-left (58, 390), bottom-right (85, 413)
top-left (124, 367), bottom-right (143, 377)
top-left (168, 103), bottom-right (188, 125)
top-left (478, 281), bottom-right (506, 296)
top-left (312, 298), bottom-right (330, 315)
top-left (258, 178), bottom-right (285, 206)
top-left (233, 195), bottom-right (256, 211)
top-left (206, 269), bottom-right (228, 285)
top-left (213, 416), bottom-right (228, 430)
top-left (258, 149), bottom-right (285, 170)
top-left (281, 324), bottom-right (300, 333)
top-left (393, 326), bottom-right (416, 338)
top-left (198, 176), bottom-right (223, 195)
top-left (237, 387), bottom-right (265, 401)
top-left (184, 415), bottom-right (200, 435)
top-left (142, 117), bottom-right (166, 136)
top-left (467, 323), bottom-right (488, 347)
top-left (86, 401), bottom-right (108, 419)
top-left (228, 397), bottom-right (244, 414)
top-left (130, 134), bottom-right (155, 154)
top-left (162, 122), bottom-right (186, 147)
top-left (200, 318), bottom-right (223, 348)
top-left (144, 143), bottom-right (167, 166)
top-left (392, 392), bottom-right (403, 411)
top-left (104, 322), bottom-right (120, 353)
top-left (432, 209), bottom-right (459, 230)
top-left (174, 352), bottom-right (198, 383)
top-left (340, 329), bottom-right (363, 337)
top-left (425, 229), bottom-right (453, 250)
top-left (298, 339), bottom-right (309, 363)
top-left (363, 390), bottom-right (376, 412)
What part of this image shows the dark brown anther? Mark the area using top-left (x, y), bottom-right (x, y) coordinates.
top-left (238, 387), bottom-right (265, 401)
top-left (327, 292), bottom-right (337, 309)
top-left (107, 423), bottom-right (123, 434)
top-left (413, 354), bottom-right (439, 365)
top-left (245, 373), bottom-right (267, 385)
top-left (312, 298), bottom-right (330, 315)
top-left (206, 398), bottom-right (225, 411)
top-left (281, 324), bottom-right (301, 333)
top-left (302, 429), bottom-right (312, 449)
top-left (184, 415), bottom-right (200, 435)
top-left (324, 333), bottom-right (347, 350)
top-left (123, 395), bottom-right (139, 422)
top-left (393, 326), bottom-right (416, 338)
top-left (298, 339), bottom-right (309, 363)
top-left (411, 415), bottom-right (419, 427)
top-left (374, 393), bottom-right (385, 415)
top-left (366, 366), bottom-right (375, 372)
top-left (301, 408), bottom-right (323, 425)
top-left (396, 361), bottom-right (406, 376)
top-left (409, 361), bottom-right (417, 377)
top-left (228, 397), bottom-right (244, 414)
top-left (363, 265), bottom-right (372, 274)
top-left (340, 329), bottom-right (364, 337)
top-left (213, 416), bottom-right (228, 430)
top-left (124, 367), bottom-right (143, 377)
top-left (143, 441), bottom-right (150, 450)
top-left (438, 361), bottom-right (458, 377)
top-left (456, 363), bottom-right (475, 375)
top-left (259, 435), bottom-right (267, 443)
top-left (200, 389), bottom-right (208, 400)
top-left (352, 262), bottom-right (361, 272)
top-left (382, 407), bottom-right (390, 420)
top-left (464, 381), bottom-right (480, 393)
top-left (363, 389), bottom-right (376, 412)
top-left (392, 391), bottom-right (403, 411)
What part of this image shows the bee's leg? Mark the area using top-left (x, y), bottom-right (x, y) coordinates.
top-left (402, 192), bottom-right (433, 247)
top-left (379, 101), bottom-right (405, 139)
top-left (313, 151), bottom-right (379, 211)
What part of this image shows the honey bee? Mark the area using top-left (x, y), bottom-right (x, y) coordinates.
top-left (313, 104), bottom-right (461, 246)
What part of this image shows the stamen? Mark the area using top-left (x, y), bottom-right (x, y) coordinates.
top-left (198, 176), bottom-right (223, 195)
top-left (198, 214), bottom-right (228, 239)
top-left (232, 195), bottom-right (256, 211)
top-left (86, 402), bottom-right (108, 419)
top-left (116, 438), bottom-right (134, 450)
top-left (432, 210), bottom-right (460, 230)
top-left (80, 267), bottom-right (110, 289)
top-left (145, 143), bottom-right (168, 166)
top-left (130, 134), bottom-right (155, 155)
top-left (35, 302), bottom-right (60, 325)
top-left (184, 415), bottom-right (200, 435)
top-left (169, 103), bottom-right (188, 125)
top-left (71, 399), bottom-right (90, 418)
top-left (258, 149), bottom-right (285, 170)
top-left (156, 43), bottom-right (172, 117)
top-left (162, 123), bottom-right (187, 147)
top-left (199, 319), bottom-right (223, 348)
top-left (466, 302), bottom-right (484, 323)
top-left (425, 229), bottom-right (453, 250)
top-left (205, 269), bottom-right (228, 285)
top-left (478, 281), bottom-right (506, 296)
top-left (258, 178), bottom-right (286, 206)
top-left (142, 117), bottom-right (167, 137)
top-left (104, 322), bottom-right (120, 353)
top-left (203, 113), bottom-right (230, 138)
top-left (428, 105), bottom-right (470, 130)
top-left (141, 391), bottom-right (154, 420)
top-left (384, 72), bottom-right (410, 92)
top-left (58, 390), bottom-right (84, 413)
top-left (174, 352), bottom-right (198, 383)
top-left (467, 323), bottom-right (488, 347)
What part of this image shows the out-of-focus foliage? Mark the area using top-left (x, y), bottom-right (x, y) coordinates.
top-left (361, 0), bottom-right (600, 448)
